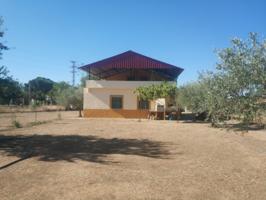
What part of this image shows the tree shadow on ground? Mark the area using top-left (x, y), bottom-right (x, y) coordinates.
top-left (181, 121), bottom-right (265, 132)
top-left (0, 134), bottom-right (172, 169)
top-left (180, 120), bottom-right (209, 124)
top-left (224, 123), bottom-right (265, 132)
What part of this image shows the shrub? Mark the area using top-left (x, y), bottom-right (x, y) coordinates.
top-left (12, 120), bottom-right (22, 128)
top-left (29, 120), bottom-right (49, 126)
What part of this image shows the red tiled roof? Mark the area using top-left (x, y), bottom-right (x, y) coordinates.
top-left (80, 50), bottom-right (184, 78)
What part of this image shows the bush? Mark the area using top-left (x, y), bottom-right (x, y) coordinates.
top-left (12, 120), bottom-right (22, 128)
top-left (29, 120), bottom-right (48, 126)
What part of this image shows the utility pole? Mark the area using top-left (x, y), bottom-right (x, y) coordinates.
top-left (28, 83), bottom-right (31, 105)
top-left (70, 61), bottom-right (77, 86)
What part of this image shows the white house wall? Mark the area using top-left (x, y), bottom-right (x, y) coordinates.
top-left (83, 80), bottom-right (175, 110)
top-left (84, 88), bottom-right (138, 110)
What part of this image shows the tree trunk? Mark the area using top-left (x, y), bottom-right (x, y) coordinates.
top-left (163, 106), bottom-right (166, 120)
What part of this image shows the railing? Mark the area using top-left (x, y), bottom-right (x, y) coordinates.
top-left (86, 80), bottom-right (173, 89)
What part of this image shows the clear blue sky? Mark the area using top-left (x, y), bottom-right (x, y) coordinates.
top-left (1, 0), bottom-right (265, 85)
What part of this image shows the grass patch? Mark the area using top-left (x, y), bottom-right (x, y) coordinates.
top-left (28, 120), bottom-right (51, 127)
top-left (12, 120), bottom-right (23, 128)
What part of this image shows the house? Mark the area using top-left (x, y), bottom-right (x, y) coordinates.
top-left (80, 50), bottom-right (183, 118)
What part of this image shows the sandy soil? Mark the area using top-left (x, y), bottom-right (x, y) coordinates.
top-left (0, 111), bottom-right (79, 130)
top-left (0, 117), bottom-right (265, 200)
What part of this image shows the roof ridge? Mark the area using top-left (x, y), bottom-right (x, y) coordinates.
top-left (80, 50), bottom-right (183, 72)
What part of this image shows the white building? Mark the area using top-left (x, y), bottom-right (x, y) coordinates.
top-left (80, 50), bottom-right (183, 118)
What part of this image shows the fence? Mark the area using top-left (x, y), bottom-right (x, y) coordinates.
top-left (0, 109), bottom-right (78, 131)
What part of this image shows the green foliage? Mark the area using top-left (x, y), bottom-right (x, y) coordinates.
top-left (0, 67), bottom-right (24, 105)
top-left (199, 72), bottom-right (234, 123)
top-left (54, 86), bottom-right (83, 117)
top-left (0, 17), bottom-right (8, 59)
top-left (178, 33), bottom-right (266, 127)
top-left (0, 18), bottom-right (22, 105)
top-left (0, 66), bottom-right (9, 78)
top-left (26, 77), bottom-right (55, 103)
top-left (29, 120), bottom-right (49, 126)
top-left (55, 86), bottom-right (83, 110)
top-left (12, 120), bottom-right (22, 128)
top-left (134, 82), bottom-right (177, 101)
top-left (49, 81), bottom-right (71, 103)
top-left (177, 82), bottom-right (208, 114)
top-left (214, 33), bottom-right (266, 125)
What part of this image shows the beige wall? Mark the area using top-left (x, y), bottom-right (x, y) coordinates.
top-left (84, 80), bottom-right (174, 110)
top-left (84, 88), bottom-right (138, 109)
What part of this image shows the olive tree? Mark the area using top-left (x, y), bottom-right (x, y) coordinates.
top-left (214, 33), bottom-right (266, 126)
top-left (178, 33), bottom-right (266, 128)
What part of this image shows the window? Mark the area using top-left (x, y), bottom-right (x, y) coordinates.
top-left (110, 95), bottom-right (123, 109)
top-left (138, 99), bottom-right (149, 109)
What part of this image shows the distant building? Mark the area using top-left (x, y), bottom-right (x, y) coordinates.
top-left (80, 50), bottom-right (183, 118)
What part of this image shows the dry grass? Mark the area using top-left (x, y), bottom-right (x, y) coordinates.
top-left (0, 111), bottom-right (79, 130)
top-left (0, 116), bottom-right (266, 200)
top-left (0, 105), bottom-right (65, 113)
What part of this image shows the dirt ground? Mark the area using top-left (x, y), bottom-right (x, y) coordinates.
top-left (0, 111), bottom-right (79, 130)
top-left (0, 115), bottom-right (265, 200)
